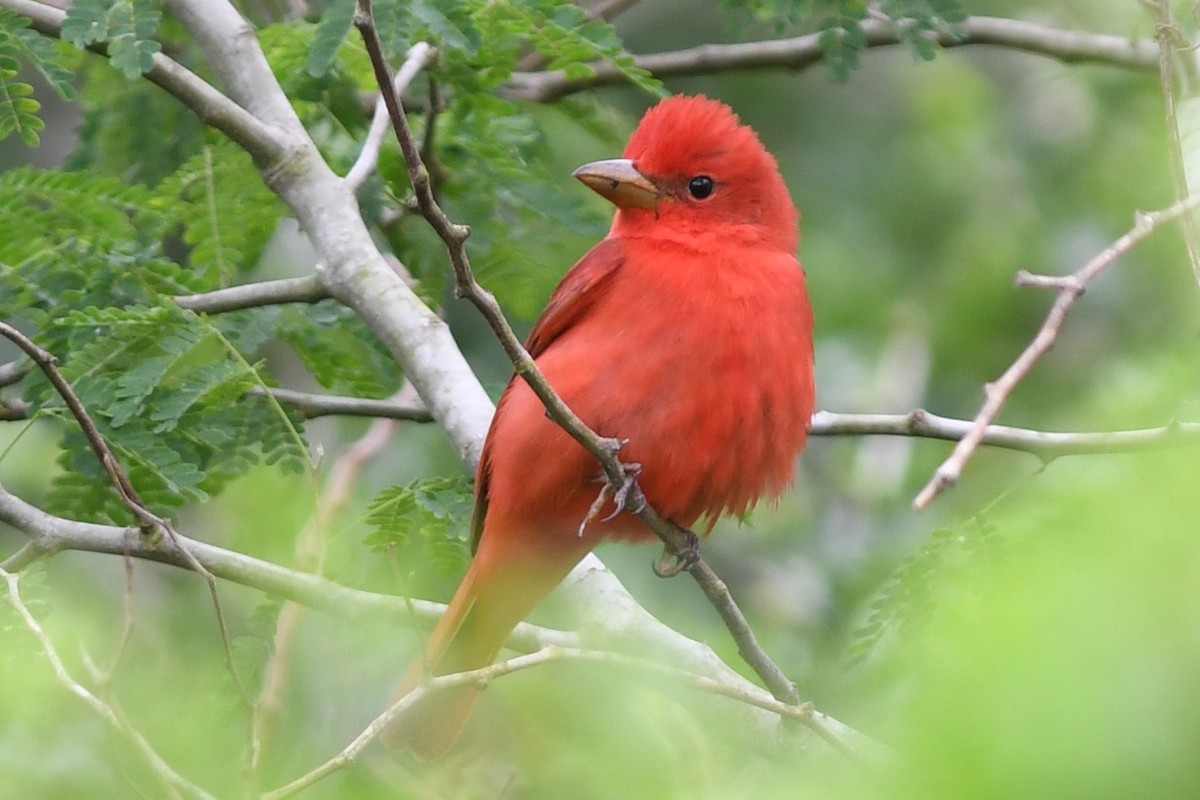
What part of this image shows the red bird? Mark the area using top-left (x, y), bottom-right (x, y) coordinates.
top-left (389, 95), bottom-right (815, 758)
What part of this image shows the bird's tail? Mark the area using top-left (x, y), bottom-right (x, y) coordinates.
top-left (384, 528), bottom-right (589, 759)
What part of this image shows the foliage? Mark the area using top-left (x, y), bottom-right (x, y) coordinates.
top-left (61, 0), bottom-right (162, 78)
top-left (0, 10), bottom-right (75, 146)
top-left (847, 515), bottom-right (1004, 668)
top-left (728, 0), bottom-right (966, 78)
top-left (364, 474), bottom-right (474, 577)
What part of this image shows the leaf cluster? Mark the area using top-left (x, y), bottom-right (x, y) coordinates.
top-left (60, 0), bottom-right (162, 78)
top-left (847, 515), bottom-right (1005, 668)
top-left (727, 0), bottom-right (966, 79)
top-left (0, 149), bottom-right (395, 520)
top-left (0, 10), bottom-right (75, 147)
top-left (364, 474), bottom-right (474, 579)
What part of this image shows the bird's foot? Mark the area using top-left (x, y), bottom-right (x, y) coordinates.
top-left (602, 460), bottom-right (645, 521)
top-left (653, 530), bottom-right (701, 578)
top-left (578, 459), bottom-right (644, 537)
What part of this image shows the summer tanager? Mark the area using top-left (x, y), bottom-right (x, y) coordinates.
top-left (388, 94), bottom-right (815, 758)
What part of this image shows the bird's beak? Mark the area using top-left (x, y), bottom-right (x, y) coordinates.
top-left (573, 159), bottom-right (661, 211)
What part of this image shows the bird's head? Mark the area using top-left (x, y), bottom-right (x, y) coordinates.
top-left (573, 95), bottom-right (799, 253)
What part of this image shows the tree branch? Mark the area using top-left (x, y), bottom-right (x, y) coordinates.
top-left (174, 276), bottom-right (330, 313)
top-left (0, 482), bottom-right (874, 765)
top-left (0, 481), bottom-right (574, 653)
top-left (1, 565), bottom-right (219, 800)
top-left (0, 359), bottom-right (30, 387)
top-left (811, 410), bottom-right (1200, 460)
top-left (263, 643), bottom-right (861, 798)
top-left (355, 0), bottom-right (800, 709)
top-left (253, 387), bottom-right (433, 421)
top-left (914, 193), bottom-right (1200, 510)
top-left (504, 15), bottom-right (1159, 102)
top-left (157, 0), bottom-right (495, 468)
top-left (345, 42), bottom-right (436, 191)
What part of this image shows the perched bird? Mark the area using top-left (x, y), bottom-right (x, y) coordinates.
top-left (389, 94), bottom-right (815, 758)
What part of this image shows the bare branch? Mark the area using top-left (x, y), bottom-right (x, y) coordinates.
top-left (174, 276), bottom-right (330, 313)
top-left (914, 194), bottom-right (1200, 510)
top-left (0, 359), bottom-right (29, 387)
top-left (254, 387), bottom-right (433, 421)
top-left (1, 566), bottom-right (219, 800)
top-left (0, 481), bottom-right (877, 769)
top-left (346, 42), bottom-right (437, 191)
top-left (264, 644), bottom-right (862, 798)
top-left (504, 15), bottom-right (1159, 102)
top-left (0, 482), bottom-right (574, 653)
top-left (812, 410), bottom-right (1200, 460)
top-left (354, 0), bottom-right (799, 708)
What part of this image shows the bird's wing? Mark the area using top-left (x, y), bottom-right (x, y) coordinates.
top-left (470, 238), bottom-right (626, 552)
top-left (524, 237), bottom-right (625, 358)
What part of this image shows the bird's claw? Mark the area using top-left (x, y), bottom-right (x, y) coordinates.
top-left (652, 530), bottom-right (701, 578)
top-left (578, 460), bottom-right (644, 537)
top-left (601, 461), bottom-right (644, 522)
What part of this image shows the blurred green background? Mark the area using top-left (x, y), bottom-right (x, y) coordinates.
top-left (4, 0), bottom-right (1200, 797)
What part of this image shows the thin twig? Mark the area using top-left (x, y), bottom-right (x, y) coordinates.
top-left (1150, 1), bottom-right (1200, 286)
top-left (504, 15), bottom-right (1159, 102)
top-left (174, 276), bottom-right (331, 313)
top-left (811, 410), bottom-right (1200, 460)
top-left (345, 42), bottom-right (436, 191)
top-left (252, 387), bottom-right (432, 421)
top-left (913, 194), bottom-right (1200, 510)
top-left (0, 359), bottom-right (30, 387)
top-left (0, 481), bottom-right (576, 653)
top-left (1, 566), bottom-right (218, 800)
top-left (353, 1), bottom-right (800, 708)
top-left (262, 644), bottom-right (857, 799)
top-left (0, 322), bottom-right (259, 749)
top-left (0, 322), bottom-right (148, 514)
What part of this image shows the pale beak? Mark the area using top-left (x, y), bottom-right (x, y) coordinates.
top-left (572, 158), bottom-right (661, 211)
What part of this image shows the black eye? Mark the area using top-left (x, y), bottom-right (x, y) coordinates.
top-left (687, 175), bottom-right (715, 200)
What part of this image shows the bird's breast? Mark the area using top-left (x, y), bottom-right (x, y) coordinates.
top-left (484, 241), bottom-right (815, 544)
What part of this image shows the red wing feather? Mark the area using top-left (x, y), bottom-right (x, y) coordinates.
top-left (470, 238), bottom-right (626, 551)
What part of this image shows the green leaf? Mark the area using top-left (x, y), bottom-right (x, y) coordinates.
top-left (28, 303), bottom-right (310, 522)
top-left (848, 516), bottom-right (1005, 668)
top-left (273, 301), bottom-right (403, 398)
top-left (62, 0), bottom-right (162, 78)
top-left (154, 140), bottom-right (287, 281)
top-left (365, 475), bottom-right (473, 578)
top-left (305, 0), bottom-right (355, 78)
top-left (61, 0), bottom-right (111, 47)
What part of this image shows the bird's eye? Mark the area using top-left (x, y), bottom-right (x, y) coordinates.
top-left (687, 175), bottom-right (715, 200)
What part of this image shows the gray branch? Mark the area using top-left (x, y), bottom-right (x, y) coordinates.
top-left (256, 387), bottom-right (433, 421)
top-left (0, 360), bottom-right (30, 387)
top-left (810, 410), bottom-right (1200, 460)
top-left (505, 15), bottom-right (1159, 102)
top-left (174, 276), bottom-right (330, 313)
top-left (0, 481), bottom-right (571, 653)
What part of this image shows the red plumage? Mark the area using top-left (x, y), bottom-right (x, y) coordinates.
top-left (387, 95), bottom-right (815, 758)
